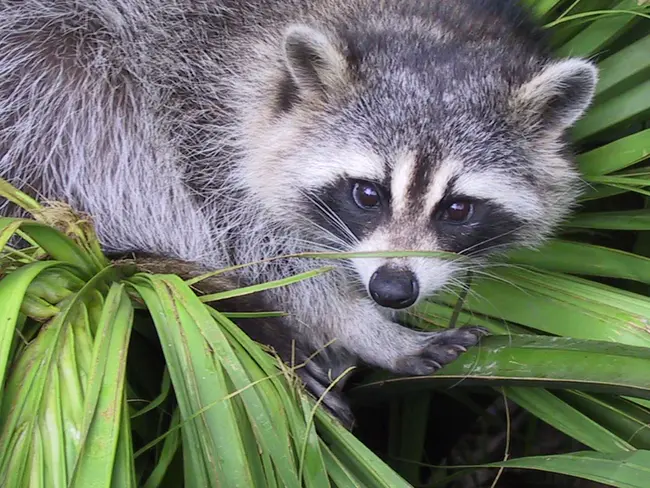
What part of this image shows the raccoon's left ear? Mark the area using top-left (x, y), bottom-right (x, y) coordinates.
top-left (282, 24), bottom-right (351, 102)
top-left (512, 58), bottom-right (598, 135)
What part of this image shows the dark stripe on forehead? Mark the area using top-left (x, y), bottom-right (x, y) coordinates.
top-left (410, 141), bottom-right (450, 211)
top-left (406, 149), bottom-right (434, 208)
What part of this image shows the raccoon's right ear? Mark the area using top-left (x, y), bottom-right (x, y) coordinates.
top-left (281, 24), bottom-right (351, 102)
top-left (512, 58), bottom-right (598, 136)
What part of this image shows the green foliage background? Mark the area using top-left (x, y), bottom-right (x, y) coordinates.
top-left (1, 1), bottom-right (649, 486)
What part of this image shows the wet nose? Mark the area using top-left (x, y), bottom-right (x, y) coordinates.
top-left (368, 265), bottom-right (419, 309)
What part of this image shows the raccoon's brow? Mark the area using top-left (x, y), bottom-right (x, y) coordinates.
top-left (451, 171), bottom-right (543, 221)
top-left (416, 160), bottom-right (543, 221)
top-left (421, 158), bottom-right (464, 214)
top-left (304, 148), bottom-right (386, 188)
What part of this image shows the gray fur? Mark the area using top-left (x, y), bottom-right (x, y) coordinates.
top-left (0, 0), bottom-right (597, 425)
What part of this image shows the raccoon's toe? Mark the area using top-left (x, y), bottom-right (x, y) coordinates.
top-left (394, 326), bottom-right (488, 375)
top-left (424, 325), bottom-right (489, 348)
top-left (297, 358), bottom-right (356, 429)
top-left (301, 374), bottom-right (355, 429)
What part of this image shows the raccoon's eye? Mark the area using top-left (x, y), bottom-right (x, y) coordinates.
top-left (352, 180), bottom-right (381, 209)
top-left (441, 200), bottom-right (474, 223)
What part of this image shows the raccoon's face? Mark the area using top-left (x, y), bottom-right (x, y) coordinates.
top-left (243, 23), bottom-right (597, 310)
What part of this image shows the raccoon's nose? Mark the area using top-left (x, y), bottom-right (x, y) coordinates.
top-left (368, 265), bottom-right (419, 309)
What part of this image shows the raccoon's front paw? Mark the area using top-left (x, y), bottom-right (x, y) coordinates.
top-left (298, 356), bottom-right (355, 429)
top-left (393, 326), bottom-right (488, 376)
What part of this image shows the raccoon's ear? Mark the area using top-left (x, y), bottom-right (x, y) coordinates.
top-left (282, 24), bottom-right (350, 101)
top-left (512, 59), bottom-right (598, 135)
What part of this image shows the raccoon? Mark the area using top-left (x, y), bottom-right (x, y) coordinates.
top-left (0, 0), bottom-right (597, 426)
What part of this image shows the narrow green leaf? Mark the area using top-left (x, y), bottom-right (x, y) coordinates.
top-left (1, 426), bottom-right (31, 487)
top-left (111, 394), bottom-right (137, 488)
top-left (586, 176), bottom-right (650, 187)
top-left (547, 9), bottom-right (650, 29)
top-left (20, 293), bottom-right (60, 320)
top-left (580, 184), bottom-right (629, 201)
top-left (26, 428), bottom-right (45, 488)
top-left (573, 78), bottom-right (650, 142)
top-left (131, 370), bottom-right (172, 420)
top-left (577, 129), bottom-right (650, 176)
top-left (230, 395), bottom-right (268, 487)
top-left (0, 261), bottom-right (61, 408)
top-left (170, 278), bottom-right (304, 488)
top-left (483, 450), bottom-right (650, 487)
top-left (429, 268), bottom-right (650, 347)
top-left (413, 300), bottom-right (529, 336)
top-left (261, 453), bottom-right (279, 488)
top-left (320, 443), bottom-right (364, 487)
top-left (504, 387), bottom-right (634, 452)
top-left (0, 177), bottom-right (41, 212)
top-left (528, 0), bottom-right (564, 17)
top-left (297, 395), bottom-right (331, 488)
top-left (315, 408), bottom-right (411, 488)
top-left (595, 34), bottom-right (650, 100)
top-left (0, 217), bottom-right (98, 278)
top-left (70, 284), bottom-right (135, 487)
top-left (221, 311), bottom-right (288, 319)
top-left (129, 276), bottom-right (257, 488)
top-left (200, 266), bottom-right (333, 302)
top-left (0, 218), bottom-right (23, 252)
top-left (208, 307), bottom-right (325, 488)
top-left (391, 392), bottom-right (432, 484)
top-left (568, 209), bottom-right (650, 230)
top-left (506, 240), bottom-right (650, 283)
top-left (1, 264), bottom-right (125, 487)
top-left (555, 0), bottom-right (645, 57)
top-left (548, 0), bottom-right (619, 47)
top-left (350, 335), bottom-right (650, 402)
top-left (42, 361), bottom-right (68, 487)
top-left (27, 268), bottom-right (85, 303)
top-left (558, 391), bottom-right (650, 450)
top-left (142, 410), bottom-right (181, 488)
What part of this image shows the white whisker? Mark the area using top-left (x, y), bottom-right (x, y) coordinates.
top-left (459, 224), bottom-right (528, 256)
top-left (300, 190), bottom-right (360, 247)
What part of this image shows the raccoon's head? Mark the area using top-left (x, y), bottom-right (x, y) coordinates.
top-left (242, 20), bottom-right (597, 310)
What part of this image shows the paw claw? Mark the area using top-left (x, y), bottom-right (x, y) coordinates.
top-left (428, 360), bottom-right (442, 371)
top-left (473, 326), bottom-right (490, 337)
top-left (295, 354), bottom-right (355, 429)
top-left (393, 325), bottom-right (488, 376)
